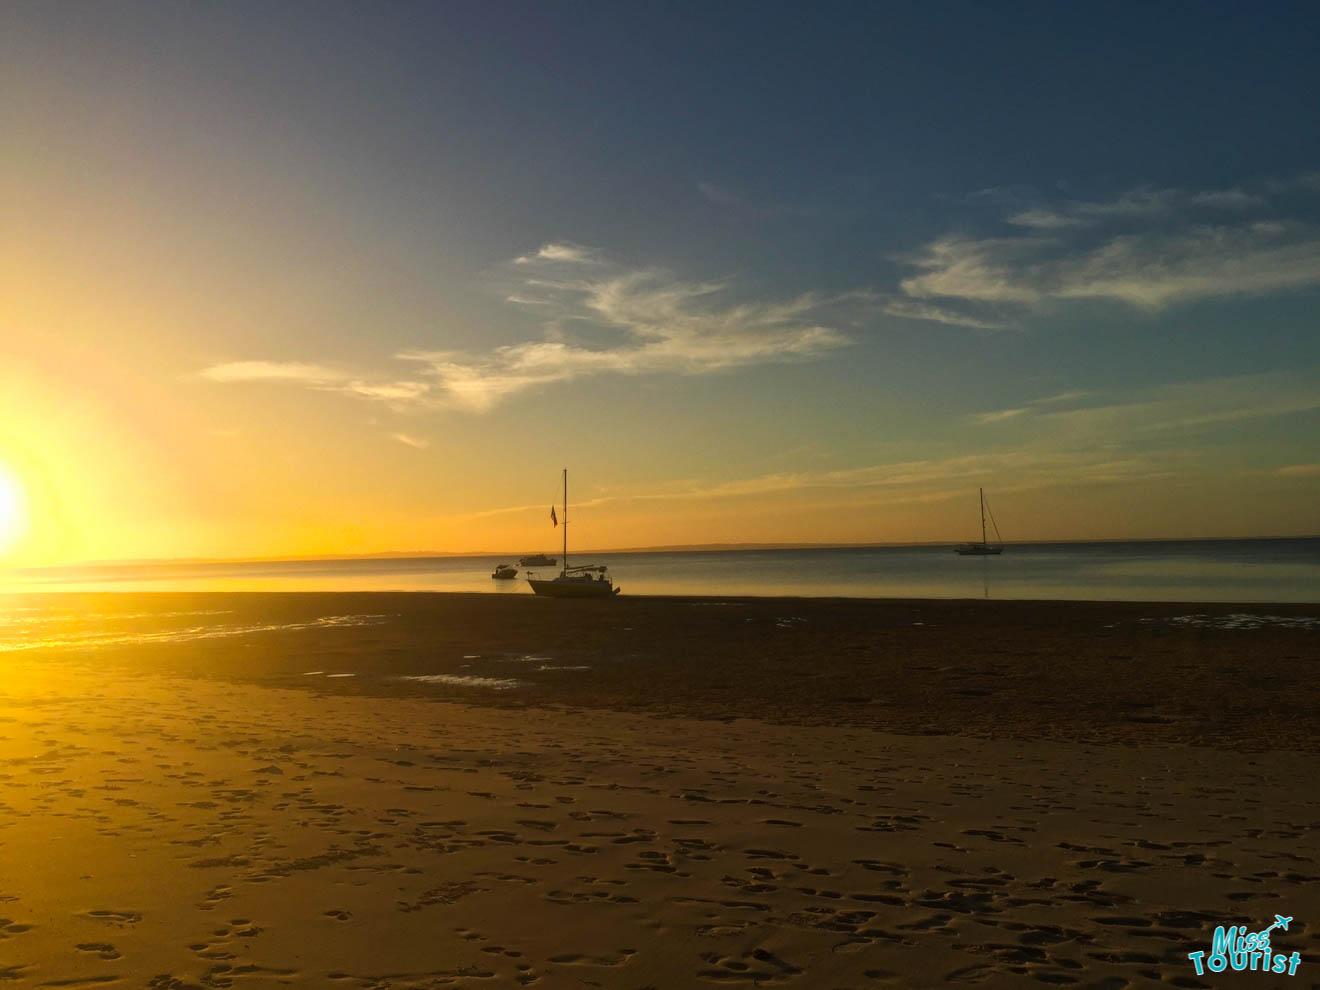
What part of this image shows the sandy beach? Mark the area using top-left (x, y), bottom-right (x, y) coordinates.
top-left (1, 592), bottom-right (1317, 987)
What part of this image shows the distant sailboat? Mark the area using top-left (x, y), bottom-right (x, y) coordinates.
top-left (954, 488), bottom-right (1004, 556)
top-left (526, 469), bottom-right (621, 598)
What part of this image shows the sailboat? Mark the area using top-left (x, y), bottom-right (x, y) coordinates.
top-left (954, 488), bottom-right (1004, 556)
top-left (526, 469), bottom-right (621, 598)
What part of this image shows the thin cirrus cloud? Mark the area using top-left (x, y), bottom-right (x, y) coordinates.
top-left (872, 296), bottom-right (1012, 330)
top-left (900, 174), bottom-right (1320, 311)
top-left (200, 245), bottom-right (853, 413)
top-left (970, 373), bottom-right (1320, 438)
top-left (461, 447), bottom-right (1194, 525)
top-left (199, 361), bottom-right (349, 385)
top-left (970, 390), bottom-right (1094, 425)
top-left (513, 242), bottom-right (600, 265)
top-left (197, 361), bottom-right (429, 404)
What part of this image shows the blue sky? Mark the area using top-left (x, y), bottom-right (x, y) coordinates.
top-left (2, 1), bottom-right (1318, 559)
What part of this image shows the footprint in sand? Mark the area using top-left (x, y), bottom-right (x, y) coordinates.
top-left (851, 891), bottom-right (906, 905)
top-left (0, 919), bottom-right (32, 937)
top-left (84, 909), bottom-right (142, 928)
top-left (197, 884), bottom-right (233, 910)
top-left (516, 819), bottom-right (558, 832)
top-left (627, 850), bottom-right (679, 874)
top-left (548, 948), bottom-right (637, 966)
top-left (744, 848), bottom-right (800, 861)
top-left (75, 942), bottom-right (121, 960)
top-left (696, 947), bottom-right (802, 984)
top-left (863, 968), bottom-right (900, 983)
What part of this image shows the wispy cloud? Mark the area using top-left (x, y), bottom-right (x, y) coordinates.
top-left (973, 407), bottom-right (1028, 424)
top-left (1005, 207), bottom-right (1087, 230)
top-left (1267, 171), bottom-right (1320, 194)
top-left (450, 373), bottom-right (1310, 524)
top-left (513, 242), bottom-right (599, 265)
top-left (876, 297), bottom-right (1013, 330)
top-left (971, 373), bottom-right (1320, 436)
top-left (1004, 184), bottom-right (1265, 231)
top-left (392, 433), bottom-right (428, 449)
top-left (1031, 390), bottom-right (1091, 406)
top-left (198, 361), bottom-right (430, 409)
top-left (400, 264), bottom-right (848, 411)
top-left (970, 390), bottom-right (1092, 425)
top-left (904, 175), bottom-right (1320, 310)
top-left (201, 246), bottom-right (853, 413)
top-left (458, 447), bottom-right (1202, 525)
top-left (199, 361), bottom-right (350, 384)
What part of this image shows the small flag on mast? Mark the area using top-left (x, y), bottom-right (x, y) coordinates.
top-left (550, 506), bottom-right (558, 526)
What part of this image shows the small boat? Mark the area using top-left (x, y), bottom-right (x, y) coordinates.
top-left (519, 554), bottom-right (557, 567)
top-left (491, 564), bottom-right (519, 580)
top-left (529, 564), bottom-right (619, 598)
top-left (527, 469), bottom-right (621, 598)
top-left (954, 488), bottom-right (1004, 556)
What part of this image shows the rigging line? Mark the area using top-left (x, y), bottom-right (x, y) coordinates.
top-left (984, 496), bottom-right (1003, 543)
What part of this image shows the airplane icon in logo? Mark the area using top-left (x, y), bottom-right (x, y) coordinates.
top-left (1261, 915), bottom-right (1293, 935)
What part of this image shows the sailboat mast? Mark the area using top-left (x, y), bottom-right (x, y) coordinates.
top-left (562, 467), bottom-right (568, 573)
top-left (980, 487), bottom-right (987, 545)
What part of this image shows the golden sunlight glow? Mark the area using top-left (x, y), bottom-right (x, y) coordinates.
top-left (0, 464), bottom-right (28, 556)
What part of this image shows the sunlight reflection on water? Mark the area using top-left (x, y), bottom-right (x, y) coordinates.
top-left (0, 613), bottom-right (388, 652)
top-left (1, 539), bottom-right (1316, 601)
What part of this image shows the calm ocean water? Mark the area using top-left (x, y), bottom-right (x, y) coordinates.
top-left (2, 538), bottom-right (1317, 602)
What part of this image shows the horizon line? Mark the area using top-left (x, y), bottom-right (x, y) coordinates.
top-left (6, 533), bottom-right (1318, 571)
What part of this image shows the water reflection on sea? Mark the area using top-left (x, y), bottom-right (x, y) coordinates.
top-left (1, 538), bottom-right (1316, 602)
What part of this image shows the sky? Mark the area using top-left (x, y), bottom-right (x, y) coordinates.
top-left (2, 0), bottom-right (1318, 564)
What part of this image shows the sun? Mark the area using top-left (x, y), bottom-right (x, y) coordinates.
top-left (0, 465), bottom-right (28, 557)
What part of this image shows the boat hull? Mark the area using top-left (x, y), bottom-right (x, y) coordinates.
top-left (519, 556), bottom-right (557, 567)
top-left (527, 577), bottom-right (620, 598)
top-left (954, 544), bottom-right (1003, 556)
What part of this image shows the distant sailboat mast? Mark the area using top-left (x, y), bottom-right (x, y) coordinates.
top-left (528, 465), bottom-right (621, 597)
top-left (954, 487), bottom-right (1004, 555)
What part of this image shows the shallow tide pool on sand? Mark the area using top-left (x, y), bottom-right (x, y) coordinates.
top-left (0, 611), bottom-right (389, 652)
top-left (398, 673), bottom-right (523, 690)
top-left (1157, 613), bottom-right (1320, 630)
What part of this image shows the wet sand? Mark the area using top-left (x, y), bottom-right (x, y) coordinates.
top-left (0, 592), bottom-right (1317, 987)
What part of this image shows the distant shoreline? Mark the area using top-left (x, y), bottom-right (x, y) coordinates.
top-left (11, 532), bottom-right (1319, 571)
